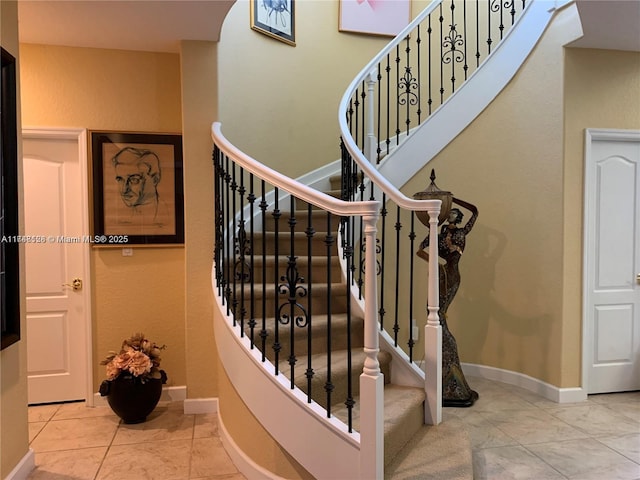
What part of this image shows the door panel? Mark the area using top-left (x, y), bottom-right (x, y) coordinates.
top-left (585, 130), bottom-right (640, 394)
top-left (23, 130), bottom-right (91, 404)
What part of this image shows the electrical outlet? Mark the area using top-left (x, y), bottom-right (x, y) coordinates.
top-left (122, 248), bottom-right (133, 257)
top-left (411, 319), bottom-right (419, 340)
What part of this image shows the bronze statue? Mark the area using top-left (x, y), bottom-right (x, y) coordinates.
top-left (416, 173), bottom-right (479, 407)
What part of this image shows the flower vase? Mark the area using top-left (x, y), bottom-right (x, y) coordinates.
top-left (100, 370), bottom-right (167, 424)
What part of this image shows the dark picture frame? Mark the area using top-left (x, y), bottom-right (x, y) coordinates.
top-left (250, 0), bottom-right (295, 46)
top-left (1, 47), bottom-right (21, 350)
top-left (90, 132), bottom-right (184, 246)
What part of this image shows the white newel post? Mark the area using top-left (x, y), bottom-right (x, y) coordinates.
top-left (364, 69), bottom-right (378, 163)
top-left (359, 213), bottom-right (384, 480)
top-left (424, 205), bottom-right (442, 425)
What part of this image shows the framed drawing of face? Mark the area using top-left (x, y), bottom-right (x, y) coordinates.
top-left (90, 131), bottom-right (184, 246)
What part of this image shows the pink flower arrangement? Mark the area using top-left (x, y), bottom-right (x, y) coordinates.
top-left (101, 333), bottom-right (166, 383)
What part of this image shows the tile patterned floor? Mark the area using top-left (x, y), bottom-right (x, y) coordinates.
top-left (27, 377), bottom-right (640, 479)
top-left (27, 400), bottom-right (246, 480)
top-left (446, 376), bottom-right (640, 480)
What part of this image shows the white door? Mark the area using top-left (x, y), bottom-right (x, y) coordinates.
top-left (22, 128), bottom-right (93, 404)
top-left (584, 129), bottom-right (640, 394)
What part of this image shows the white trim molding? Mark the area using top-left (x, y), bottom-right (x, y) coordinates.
top-left (218, 413), bottom-right (289, 480)
top-left (5, 448), bottom-right (35, 480)
top-left (21, 127), bottom-right (93, 407)
top-left (93, 385), bottom-right (187, 406)
top-left (462, 363), bottom-right (587, 403)
top-left (582, 128), bottom-right (640, 395)
top-left (183, 397), bottom-right (218, 415)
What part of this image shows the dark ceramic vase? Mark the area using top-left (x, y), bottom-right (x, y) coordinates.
top-left (102, 370), bottom-right (167, 424)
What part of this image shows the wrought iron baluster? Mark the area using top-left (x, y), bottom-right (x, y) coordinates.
top-left (354, 87), bottom-right (361, 152)
top-left (385, 55), bottom-right (391, 157)
top-left (395, 45), bottom-right (401, 144)
top-left (393, 205), bottom-right (401, 345)
top-left (360, 81), bottom-right (366, 154)
top-left (408, 212), bottom-right (417, 362)
top-left (248, 174), bottom-right (256, 348)
top-left (487, 0), bottom-right (493, 54)
top-left (344, 217), bottom-right (355, 432)
top-left (259, 180), bottom-right (268, 362)
top-left (379, 193), bottom-right (387, 331)
top-left (224, 156), bottom-right (232, 315)
top-left (272, 188), bottom-right (281, 374)
top-left (213, 147), bottom-right (222, 297)
top-left (416, 26), bottom-right (422, 126)
top-left (427, 15), bottom-right (433, 115)
top-left (376, 63), bottom-right (383, 164)
top-left (235, 167), bottom-right (247, 334)
top-left (305, 202), bottom-right (315, 403)
top-left (439, 3), bottom-right (445, 105)
top-left (232, 164), bottom-right (240, 323)
top-left (278, 197), bottom-right (308, 389)
top-left (324, 214), bottom-right (335, 416)
top-left (463, 0), bottom-right (469, 80)
top-left (476, 0), bottom-right (481, 67)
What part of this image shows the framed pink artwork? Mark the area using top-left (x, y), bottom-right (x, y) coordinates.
top-left (339, 0), bottom-right (411, 37)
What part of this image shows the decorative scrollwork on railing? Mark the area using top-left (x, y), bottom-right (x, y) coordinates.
top-left (234, 221), bottom-right (252, 282)
top-left (277, 256), bottom-right (309, 328)
top-left (442, 24), bottom-right (465, 65)
top-left (491, 0), bottom-right (512, 12)
top-left (360, 238), bottom-right (382, 276)
top-left (398, 67), bottom-right (419, 106)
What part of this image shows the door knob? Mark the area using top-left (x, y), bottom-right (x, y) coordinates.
top-left (62, 278), bottom-right (82, 291)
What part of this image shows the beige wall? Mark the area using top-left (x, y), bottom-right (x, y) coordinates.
top-left (19, 44), bottom-right (187, 390)
top-left (402, 7), bottom-right (578, 387)
top-left (180, 40), bottom-right (220, 399)
top-left (402, 13), bottom-right (640, 388)
top-left (1, 1), bottom-right (30, 477)
top-left (217, 0), bottom-right (390, 178)
top-left (562, 47), bottom-right (640, 385)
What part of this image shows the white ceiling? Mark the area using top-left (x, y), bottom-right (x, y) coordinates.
top-left (17, 0), bottom-right (236, 53)
top-left (569, 0), bottom-right (640, 52)
top-left (16, 0), bottom-right (640, 54)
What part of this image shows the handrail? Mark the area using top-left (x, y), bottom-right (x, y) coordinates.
top-left (337, 1), bottom-right (441, 208)
top-left (212, 122), bottom-right (380, 218)
top-left (338, 0), bottom-right (536, 428)
top-left (212, 121), bottom-right (389, 478)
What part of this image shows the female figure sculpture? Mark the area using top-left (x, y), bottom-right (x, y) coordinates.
top-left (417, 196), bottom-right (479, 406)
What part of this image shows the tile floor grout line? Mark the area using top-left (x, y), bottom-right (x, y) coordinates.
top-left (93, 417), bottom-right (123, 480)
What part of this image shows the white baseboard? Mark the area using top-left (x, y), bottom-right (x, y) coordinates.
top-left (5, 448), bottom-right (35, 480)
top-left (462, 363), bottom-right (587, 403)
top-left (218, 410), bottom-right (288, 480)
top-left (92, 385), bottom-right (187, 406)
top-left (183, 397), bottom-right (218, 415)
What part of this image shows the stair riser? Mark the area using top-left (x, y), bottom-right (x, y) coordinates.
top-left (231, 290), bottom-right (349, 317)
top-left (247, 234), bottom-right (339, 256)
top-left (264, 212), bottom-right (342, 233)
top-left (290, 355), bottom-right (391, 410)
top-left (241, 259), bottom-right (343, 285)
top-left (252, 318), bottom-right (365, 362)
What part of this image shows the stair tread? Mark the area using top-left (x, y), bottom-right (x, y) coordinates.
top-left (332, 384), bottom-right (425, 435)
top-left (384, 414), bottom-right (473, 480)
top-left (282, 348), bottom-right (392, 380)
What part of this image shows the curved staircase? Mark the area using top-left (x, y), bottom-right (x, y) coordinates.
top-left (211, 1), bottom-right (566, 478)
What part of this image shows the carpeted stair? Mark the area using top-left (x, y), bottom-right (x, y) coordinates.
top-left (240, 187), bottom-right (473, 479)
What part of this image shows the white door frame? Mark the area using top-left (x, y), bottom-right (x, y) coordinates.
top-left (582, 128), bottom-right (640, 394)
top-left (22, 127), bottom-right (94, 406)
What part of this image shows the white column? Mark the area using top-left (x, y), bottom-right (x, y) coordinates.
top-left (423, 204), bottom-right (442, 425)
top-left (359, 212), bottom-right (384, 480)
top-left (364, 69), bottom-right (378, 163)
